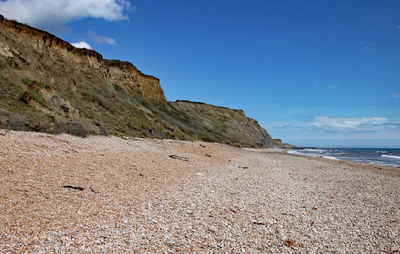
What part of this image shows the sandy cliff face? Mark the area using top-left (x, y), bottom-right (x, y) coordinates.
top-left (0, 15), bottom-right (273, 147)
top-left (0, 15), bottom-right (166, 104)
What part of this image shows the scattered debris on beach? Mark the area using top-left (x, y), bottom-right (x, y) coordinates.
top-left (169, 155), bottom-right (189, 161)
top-left (62, 185), bottom-right (85, 191)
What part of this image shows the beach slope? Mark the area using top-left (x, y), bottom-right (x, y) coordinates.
top-left (0, 130), bottom-right (399, 252)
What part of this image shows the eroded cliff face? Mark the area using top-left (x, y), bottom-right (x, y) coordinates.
top-left (0, 15), bottom-right (273, 147)
top-left (0, 15), bottom-right (166, 104)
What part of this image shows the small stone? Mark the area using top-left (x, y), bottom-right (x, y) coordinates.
top-left (20, 91), bottom-right (34, 104)
top-left (284, 239), bottom-right (295, 247)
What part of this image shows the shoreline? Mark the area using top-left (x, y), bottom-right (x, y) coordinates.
top-left (286, 149), bottom-right (400, 169)
top-left (248, 146), bottom-right (400, 173)
top-left (285, 147), bottom-right (400, 170)
top-left (1, 130), bottom-right (399, 252)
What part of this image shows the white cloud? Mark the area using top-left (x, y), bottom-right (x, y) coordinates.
top-left (262, 117), bottom-right (400, 147)
top-left (360, 41), bottom-right (378, 50)
top-left (310, 116), bottom-right (388, 132)
top-left (89, 31), bottom-right (117, 46)
top-left (393, 93), bottom-right (400, 98)
top-left (71, 41), bottom-right (92, 49)
top-left (0, 0), bottom-right (131, 28)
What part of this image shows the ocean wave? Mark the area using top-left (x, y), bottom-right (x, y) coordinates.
top-left (289, 149), bottom-right (400, 167)
top-left (322, 156), bottom-right (339, 160)
top-left (287, 150), bottom-right (303, 155)
top-left (287, 150), bottom-right (319, 157)
top-left (288, 150), bottom-right (339, 160)
top-left (332, 152), bottom-right (347, 155)
top-left (301, 149), bottom-right (326, 153)
top-left (381, 155), bottom-right (400, 160)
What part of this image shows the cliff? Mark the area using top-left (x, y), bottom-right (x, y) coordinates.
top-left (170, 101), bottom-right (272, 147)
top-left (0, 15), bottom-right (273, 147)
top-left (0, 15), bottom-right (166, 104)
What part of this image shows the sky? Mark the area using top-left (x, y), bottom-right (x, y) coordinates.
top-left (1, 0), bottom-right (399, 147)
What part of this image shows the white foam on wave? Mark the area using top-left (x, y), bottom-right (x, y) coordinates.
top-left (322, 156), bottom-right (339, 160)
top-left (287, 150), bottom-right (319, 157)
top-left (381, 155), bottom-right (400, 160)
top-left (287, 150), bottom-right (303, 155)
top-left (302, 149), bottom-right (325, 153)
top-left (288, 150), bottom-right (339, 160)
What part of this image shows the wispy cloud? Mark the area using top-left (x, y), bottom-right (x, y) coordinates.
top-left (309, 116), bottom-right (388, 132)
top-left (263, 116), bottom-right (399, 134)
top-left (393, 93), bottom-right (400, 98)
top-left (262, 115), bottom-right (400, 147)
top-left (0, 0), bottom-right (132, 30)
top-left (313, 82), bottom-right (339, 89)
top-left (71, 41), bottom-right (92, 49)
top-left (360, 41), bottom-right (378, 50)
top-left (262, 117), bottom-right (400, 147)
top-left (397, 25), bottom-right (400, 30)
top-left (89, 31), bottom-right (117, 46)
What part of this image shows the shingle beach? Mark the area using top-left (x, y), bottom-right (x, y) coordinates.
top-left (1, 130), bottom-right (399, 253)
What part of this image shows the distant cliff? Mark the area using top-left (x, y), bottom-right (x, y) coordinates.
top-left (171, 101), bottom-right (272, 147)
top-left (0, 15), bottom-right (273, 147)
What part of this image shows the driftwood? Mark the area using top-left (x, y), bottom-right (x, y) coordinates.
top-left (169, 155), bottom-right (189, 162)
top-left (63, 185), bottom-right (84, 191)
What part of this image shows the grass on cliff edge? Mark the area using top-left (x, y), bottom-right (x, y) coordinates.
top-left (0, 76), bottom-right (266, 147)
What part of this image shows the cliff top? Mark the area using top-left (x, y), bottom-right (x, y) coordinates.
top-left (0, 14), bottom-right (159, 82)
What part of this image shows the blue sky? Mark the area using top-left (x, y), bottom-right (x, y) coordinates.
top-left (1, 0), bottom-right (399, 147)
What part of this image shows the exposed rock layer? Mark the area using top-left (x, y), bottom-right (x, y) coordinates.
top-left (0, 15), bottom-right (166, 104)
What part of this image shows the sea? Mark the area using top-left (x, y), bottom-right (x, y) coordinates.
top-left (287, 148), bottom-right (400, 168)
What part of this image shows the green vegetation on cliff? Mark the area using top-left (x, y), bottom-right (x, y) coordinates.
top-left (0, 76), bottom-right (272, 147)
